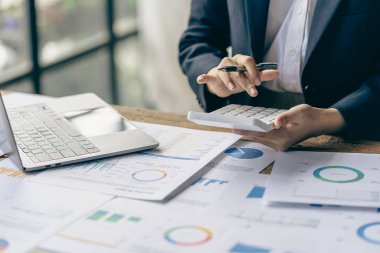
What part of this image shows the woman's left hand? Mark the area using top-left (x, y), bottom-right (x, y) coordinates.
top-left (233, 104), bottom-right (346, 151)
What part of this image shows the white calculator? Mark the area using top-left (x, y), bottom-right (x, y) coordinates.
top-left (187, 104), bottom-right (287, 132)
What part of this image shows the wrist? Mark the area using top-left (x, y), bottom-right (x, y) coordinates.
top-left (315, 108), bottom-right (346, 134)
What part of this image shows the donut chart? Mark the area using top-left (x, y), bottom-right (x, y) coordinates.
top-left (313, 166), bottom-right (364, 183)
top-left (164, 226), bottom-right (213, 246)
top-left (132, 169), bottom-right (167, 182)
top-left (357, 222), bottom-right (380, 245)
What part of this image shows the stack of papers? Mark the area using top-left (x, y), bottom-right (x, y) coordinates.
top-left (1, 93), bottom-right (380, 253)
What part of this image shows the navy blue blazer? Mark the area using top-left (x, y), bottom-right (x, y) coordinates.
top-left (179, 0), bottom-right (380, 140)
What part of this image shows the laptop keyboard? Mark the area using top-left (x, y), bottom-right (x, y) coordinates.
top-left (7, 104), bottom-right (100, 163)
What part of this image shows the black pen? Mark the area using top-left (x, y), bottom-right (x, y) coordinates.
top-left (218, 62), bottom-right (278, 72)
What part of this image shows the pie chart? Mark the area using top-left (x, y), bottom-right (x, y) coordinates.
top-left (224, 148), bottom-right (263, 159)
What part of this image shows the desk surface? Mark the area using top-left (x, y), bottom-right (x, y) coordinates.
top-left (114, 106), bottom-right (380, 173)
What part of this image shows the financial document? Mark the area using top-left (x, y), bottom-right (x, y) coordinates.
top-left (25, 152), bottom-right (380, 253)
top-left (33, 197), bottom-right (234, 253)
top-left (207, 173), bottom-right (379, 253)
top-left (204, 141), bottom-right (276, 174)
top-left (32, 198), bottom-right (162, 253)
top-left (265, 151), bottom-right (380, 208)
top-left (0, 177), bottom-right (111, 253)
top-left (30, 141), bottom-right (276, 253)
top-left (162, 141), bottom-right (276, 213)
top-left (0, 156), bottom-right (31, 180)
top-left (323, 212), bottom-right (380, 253)
top-left (30, 122), bottom-right (241, 200)
top-left (3, 92), bottom-right (379, 253)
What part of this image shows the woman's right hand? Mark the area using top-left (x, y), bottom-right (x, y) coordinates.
top-left (197, 54), bottom-right (279, 98)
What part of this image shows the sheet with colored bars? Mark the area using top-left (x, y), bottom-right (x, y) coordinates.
top-left (0, 177), bottom-right (111, 253)
top-left (0, 157), bottom-right (31, 179)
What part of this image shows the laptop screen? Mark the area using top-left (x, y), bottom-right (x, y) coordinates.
top-left (0, 94), bottom-right (23, 169)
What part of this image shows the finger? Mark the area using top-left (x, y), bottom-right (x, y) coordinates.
top-left (229, 72), bottom-right (258, 97)
top-left (273, 110), bottom-right (297, 129)
top-left (233, 54), bottom-right (261, 86)
top-left (218, 58), bottom-right (237, 90)
top-left (197, 73), bottom-right (233, 97)
top-left (197, 74), bottom-right (217, 84)
top-left (259, 70), bottom-right (280, 81)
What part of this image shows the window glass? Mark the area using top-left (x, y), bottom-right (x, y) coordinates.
top-left (4, 79), bottom-right (34, 93)
top-left (114, 0), bottom-right (137, 35)
top-left (116, 37), bottom-right (146, 107)
top-left (37, 0), bottom-right (107, 65)
top-left (0, 0), bottom-right (30, 79)
top-left (41, 50), bottom-right (111, 102)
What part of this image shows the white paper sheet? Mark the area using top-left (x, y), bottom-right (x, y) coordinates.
top-left (32, 198), bottom-right (162, 253)
top-left (204, 140), bottom-right (276, 174)
top-left (34, 197), bottom-right (238, 253)
top-left (323, 212), bottom-right (380, 253)
top-left (0, 157), bottom-right (30, 179)
top-left (31, 162), bottom-right (380, 253)
top-left (30, 122), bottom-right (241, 200)
top-left (265, 151), bottom-right (380, 208)
top-left (161, 141), bottom-right (276, 213)
top-left (0, 177), bottom-right (112, 253)
top-left (206, 173), bottom-right (379, 253)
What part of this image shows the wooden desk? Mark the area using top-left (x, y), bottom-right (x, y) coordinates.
top-left (114, 106), bottom-right (380, 173)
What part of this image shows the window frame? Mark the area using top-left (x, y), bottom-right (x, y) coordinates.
top-left (0, 0), bottom-right (137, 104)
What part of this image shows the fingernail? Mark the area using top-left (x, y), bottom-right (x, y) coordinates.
top-left (250, 88), bottom-right (257, 97)
top-left (197, 76), bottom-right (205, 83)
top-left (254, 78), bottom-right (261, 86)
top-left (228, 82), bottom-right (235, 90)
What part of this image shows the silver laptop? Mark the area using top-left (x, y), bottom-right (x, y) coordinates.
top-left (0, 92), bottom-right (158, 172)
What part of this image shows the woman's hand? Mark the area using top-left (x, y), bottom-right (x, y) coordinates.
top-left (234, 104), bottom-right (346, 151)
top-left (196, 54), bottom-right (279, 98)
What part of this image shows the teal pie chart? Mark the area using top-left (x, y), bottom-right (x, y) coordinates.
top-left (224, 148), bottom-right (263, 159)
top-left (313, 166), bottom-right (364, 183)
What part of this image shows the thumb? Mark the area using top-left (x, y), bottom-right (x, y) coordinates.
top-left (273, 110), bottom-right (294, 129)
top-left (197, 73), bottom-right (218, 84)
top-left (259, 70), bottom-right (280, 82)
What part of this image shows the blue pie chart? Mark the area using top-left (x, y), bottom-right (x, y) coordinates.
top-left (224, 148), bottom-right (263, 159)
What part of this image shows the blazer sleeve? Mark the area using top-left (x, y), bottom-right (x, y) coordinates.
top-left (331, 64), bottom-right (380, 140)
top-left (179, 0), bottom-right (231, 112)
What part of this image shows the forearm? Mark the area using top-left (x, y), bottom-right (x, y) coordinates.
top-left (179, 0), bottom-right (230, 111)
top-left (331, 74), bottom-right (380, 140)
top-left (314, 108), bottom-right (346, 135)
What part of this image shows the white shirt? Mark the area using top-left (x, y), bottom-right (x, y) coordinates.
top-left (263, 0), bottom-right (317, 93)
